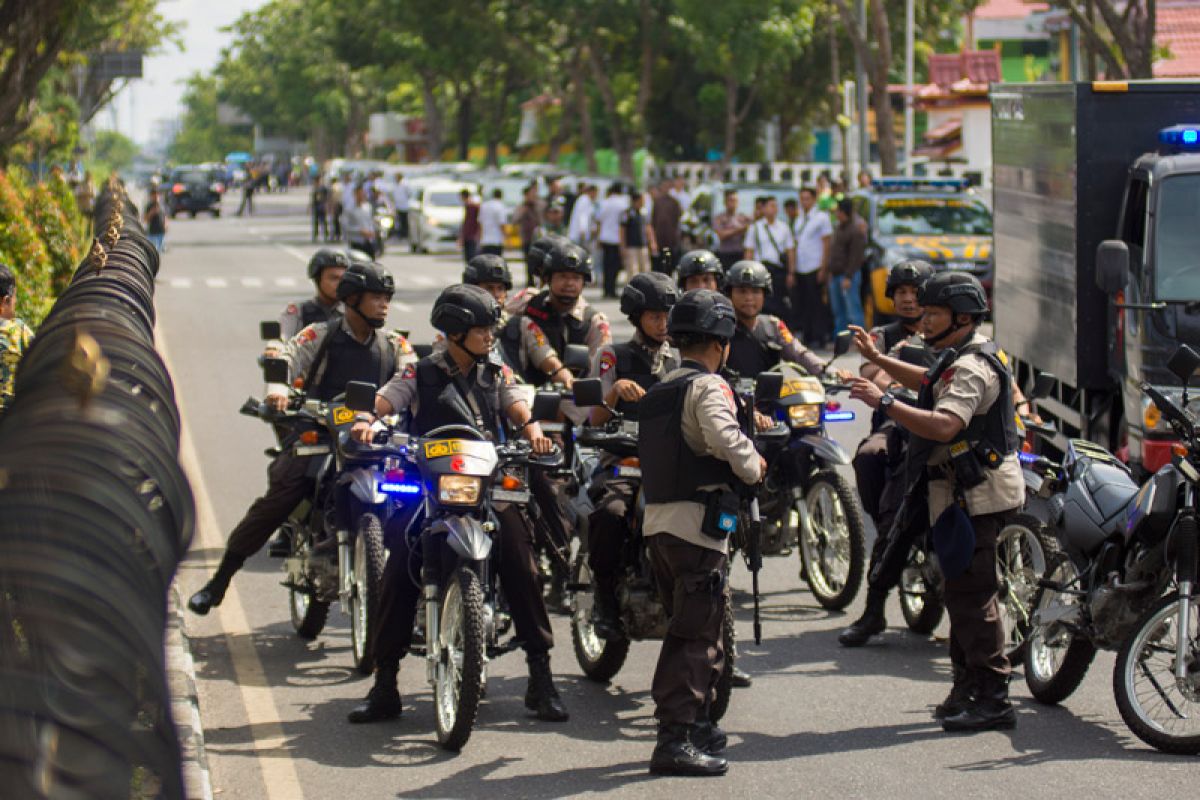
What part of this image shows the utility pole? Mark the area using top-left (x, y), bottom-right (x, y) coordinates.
top-left (904, 0), bottom-right (914, 177)
top-left (856, 0), bottom-right (870, 173)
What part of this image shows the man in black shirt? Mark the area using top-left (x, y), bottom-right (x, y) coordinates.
top-left (311, 177), bottom-right (330, 242)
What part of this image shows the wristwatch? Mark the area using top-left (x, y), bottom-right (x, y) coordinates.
top-left (879, 391), bottom-right (896, 414)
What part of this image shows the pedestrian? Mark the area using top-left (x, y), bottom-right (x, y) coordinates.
top-left (669, 176), bottom-right (692, 214)
top-left (651, 179), bottom-right (682, 274)
top-left (638, 289), bottom-right (765, 777)
top-left (791, 187), bottom-right (835, 347)
top-left (478, 188), bottom-right (507, 257)
top-left (236, 167), bottom-right (256, 216)
top-left (712, 189), bottom-right (751, 271)
top-left (0, 263), bottom-right (34, 413)
top-left (144, 188), bottom-right (167, 253)
top-left (620, 191), bottom-right (656, 281)
top-left (342, 185), bottom-right (379, 259)
top-left (328, 177), bottom-right (343, 241)
top-left (743, 196), bottom-right (795, 319)
top-left (310, 176), bottom-right (330, 242)
top-left (513, 183), bottom-right (544, 286)
top-left (533, 197), bottom-right (568, 243)
top-left (568, 183), bottom-right (596, 247)
top-left (827, 198), bottom-right (867, 334)
top-left (595, 184), bottom-right (627, 299)
top-left (459, 189), bottom-right (482, 263)
top-left (816, 173), bottom-right (838, 212)
top-left (849, 271), bottom-right (1023, 733)
top-left (857, 169), bottom-right (873, 190)
top-left (391, 173), bottom-right (411, 242)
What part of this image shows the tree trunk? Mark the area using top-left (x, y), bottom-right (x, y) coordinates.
top-left (570, 53), bottom-right (598, 173)
top-left (869, 0), bottom-right (898, 175)
top-left (546, 100), bottom-right (571, 165)
top-left (420, 73), bottom-right (444, 162)
top-left (455, 84), bottom-right (475, 162)
top-left (722, 74), bottom-right (738, 172)
top-left (586, 47), bottom-right (635, 181)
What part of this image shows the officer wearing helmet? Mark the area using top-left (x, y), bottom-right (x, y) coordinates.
top-left (345, 284), bottom-right (570, 725)
top-left (505, 234), bottom-right (570, 317)
top-left (850, 271), bottom-right (1023, 733)
top-left (189, 261), bottom-right (416, 616)
top-left (269, 248), bottom-right (349, 351)
top-left (638, 290), bottom-right (766, 777)
top-left (723, 260), bottom-right (833, 379)
top-left (840, 260), bottom-right (935, 645)
top-left (676, 249), bottom-right (726, 293)
top-left (586, 272), bottom-right (681, 638)
top-left (462, 252), bottom-right (513, 305)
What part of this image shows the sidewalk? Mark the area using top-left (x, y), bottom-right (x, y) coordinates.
top-left (167, 585), bottom-right (214, 800)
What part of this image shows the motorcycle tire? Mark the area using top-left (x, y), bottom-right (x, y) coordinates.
top-left (434, 566), bottom-right (486, 752)
top-left (350, 514), bottom-right (387, 675)
top-left (710, 599), bottom-right (736, 724)
top-left (570, 554), bottom-right (630, 683)
top-left (1113, 593), bottom-right (1200, 755)
top-left (798, 470), bottom-right (866, 611)
top-left (996, 512), bottom-right (1056, 667)
top-left (289, 588), bottom-right (330, 640)
top-left (1023, 542), bottom-right (1096, 705)
top-left (899, 545), bottom-right (944, 635)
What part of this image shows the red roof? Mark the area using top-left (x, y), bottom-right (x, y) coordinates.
top-left (1157, 1), bottom-right (1200, 78)
top-left (973, 0), bottom-right (1048, 20)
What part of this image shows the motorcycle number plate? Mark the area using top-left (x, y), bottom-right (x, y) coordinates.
top-left (491, 488), bottom-right (531, 504)
top-left (616, 466), bottom-right (642, 478)
top-left (295, 444), bottom-right (331, 456)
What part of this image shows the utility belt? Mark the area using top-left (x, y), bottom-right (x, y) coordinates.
top-left (693, 488), bottom-right (741, 541)
top-left (925, 438), bottom-right (1007, 491)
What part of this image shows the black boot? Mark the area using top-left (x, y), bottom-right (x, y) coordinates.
top-left (268, 529), bottom-right (290, 558)
top-left (591, 581), bottom-right (624, 641)
top-left (650, 723), bottom-right (728, 776)
top-left (690, 702), bottom-right (728, 756)
top-left (933, 665), bottom-right (975, 720)
top-left (837, 588), bottom-right (887, 647)
top-left (941, 672), bottom-right (1016, 732)
top-left (731, 666), bottom-right (753, 688)
top-left (187, 553), bottom-right (245, 615)
top-left (347, 667), bottom-right (402, 723)
top-left (524, 652), bottom-right (569, 722)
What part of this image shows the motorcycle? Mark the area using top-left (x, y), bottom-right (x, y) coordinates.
top-left (344, 381), bottom-right (563, 751)
top-left (566, 378), bottom-right (736, 722)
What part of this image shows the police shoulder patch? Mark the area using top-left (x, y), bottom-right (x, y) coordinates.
top-left (401, 363), bottom-right (416, 380)
top-left (299, 325), bottom-right (319, 344)
top-left (777, 320), bottom-right (794, 343)
top-left (598, 351), bottom-right (616, 374)
top-left (285, 303), bottom-right (298, 315)
top-left (940, 367), bottom-right (957, 383)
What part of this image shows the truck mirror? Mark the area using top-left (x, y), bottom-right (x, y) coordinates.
top-left (530, 391), bottom-right (561, 421)
top-left (1167, 346), bottom-right (1200, 385)
top-left (1095, 240), bottom-right (1130, 294)
top-left (572, 378), bottom-right (605, 408)
top-left (562, 344), bottom-right (591, 377)
top-left (344, 381), bottom-right (377, 413)
top-left (260, 320), bottom-right (282, 341)
top-left (833, 331), bottom-right (853, 358)
top-left (1031, 372), bottom-right (1057, 400)
top-left (262, 357), bottom-right (289, 385)
top-left (755, 373), bottom-right (784, 402)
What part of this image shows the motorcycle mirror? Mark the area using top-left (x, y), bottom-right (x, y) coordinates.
top-left (262, 357), bottom-right (289, 385)
top-left (833, 330), bottom-right (853, 358)
top-left (530, 391), bottom-right (561, 421)
top-left (755, 373), bottom-right (784, 402)
top-left (1031, 372), bottom-right (1057, 400)
top-left (1167, 345), bottom-right (1200, 385)
top-left (898, 344), bottom-right (927, 366)
top-left (573, 378), bottom-right (605, 408)
top-left (260, 320), bottom-right (282, 341)
top-left (562, 344), bottom-right (591, 377)
top-left (344, 381), bottom-right (377, 413)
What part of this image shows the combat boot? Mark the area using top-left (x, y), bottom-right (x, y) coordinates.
top-left (267, 529), bottom-right (290, 558)
top-left (650, 723), bottom-right (728, 776)
top-left (347, 667), bottom-right (402, 723)
top-left (933, 665), bottom-right (976, 720)
top-left (941, 673), bottom-right (1016, 732)
top-left (837, 588), bottom-right (887, 647)
top-left (590, 581), bottom-right (624, 641)
top-left (187, 553), bottom-right (245, 615)
top-left (690, 702), bottom-right (728, 756)
top-left (524, 652), bottom-right (569, 722)
top-left (731, 666), bottom-right (753, 688)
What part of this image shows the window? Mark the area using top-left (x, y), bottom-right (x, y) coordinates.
top-left (1122, 178), bottom-right (1149, 250)
top-left (1154, 175), bottom-right (1200, 301)
top-left (874, 198), bottom-right (992, 236)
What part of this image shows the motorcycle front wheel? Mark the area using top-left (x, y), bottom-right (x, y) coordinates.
top-left (569, 554), bottom-right (631, 683)
top-left (797, 470), bottom-right (865, 610)
top-left (289, 587), bottom-right (329, 640)
top-left (1114, 593), bottom-right (1200, 754)
top-left (349, 513), bottom-right (387, 675)
top-left (996, 513), bottom-right (1055, 666)
top-left (434, 566), bottom-right (486, 752)
top-left (899, 545), bottom-right (944, 634)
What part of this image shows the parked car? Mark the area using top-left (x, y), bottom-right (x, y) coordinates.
top-left (408, 181), bottom-right (474, 254)
top-left (165, 166), bottom-right (224, 217)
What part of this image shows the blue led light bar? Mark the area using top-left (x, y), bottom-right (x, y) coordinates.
top-left (379, 481), bottom-right (422, 495)
top-left (1017, 451), bottom-right (1039, 464)
top-left (822, 410), bottom-right (856, 422)
top-left (1159, 125), bottom-right (1200, 151)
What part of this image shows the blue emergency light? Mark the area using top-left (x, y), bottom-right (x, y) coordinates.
top-left (1159, 125), bottom-right (1200, 151)
top-left (1017, 451), bottom-right (1039, 464)
top-left (379, 481), bottom-right (422, 495)
top-left (822, 410), bottom-right (856, 422)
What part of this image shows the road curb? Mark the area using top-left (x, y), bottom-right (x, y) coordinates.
top-left (166, 583), bottom-right (215, 800)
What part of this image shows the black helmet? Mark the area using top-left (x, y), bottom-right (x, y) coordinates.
top-left (346, 248), bottom-right (375, 266)
top-left (431, 283), bottom-right (501, 335)
top-left (543, 241), bottom-right (592, 282)
top-left (725, 260), bottom-right (772, 294)
top-left (676, 249), bottom-right (725, 289)
top-left (918, 271), bottom-right (988, 316)
top-left (885, 259), bottom-right (934, 298)
top-left (307, 248), bottom-right (349, 281)
top-left (620, 272), bottom-right (679, 321)
top-left (336, 261), bottom-right (395, 301)
top-left (527, 234), bottom-right (570, 281)
top-left (668, 289), bottom-right (737, 341)
top-left (463, 253), bottom-right (513, 289)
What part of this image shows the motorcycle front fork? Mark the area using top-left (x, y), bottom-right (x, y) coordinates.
top-left (337, 529), bottom-right (352, 609)
top-left (424, 581), bottom-right (440, 686)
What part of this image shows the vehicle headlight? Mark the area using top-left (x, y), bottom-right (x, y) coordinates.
top-left (787, 404), bottom-right (822, 428)
top-left (438, 475), bottom-right (482, 505)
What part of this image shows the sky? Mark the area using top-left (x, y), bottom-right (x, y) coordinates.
top-left (102, 0), bottom-right (268, 146)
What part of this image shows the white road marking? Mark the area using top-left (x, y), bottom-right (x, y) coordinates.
top-left (409, 275), bottom-right (434, 286)
top-left (240, 277), bottom-right (263, 288)
top-left (390, 301), bottom-right (413, 313)
top-left (274, 277), bottom-right (298, 288)
top-left (277, 244), bottom-right (309, 264)
top-left (205, 278), bottom-right (228, 289)
top-left (167, 278), bottom-right (192, 289)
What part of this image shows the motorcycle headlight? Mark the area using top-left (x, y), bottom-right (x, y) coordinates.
top-left (438, 475), bottom-right (482, 505)
top-left (787, 404), bottom-right (822, 428)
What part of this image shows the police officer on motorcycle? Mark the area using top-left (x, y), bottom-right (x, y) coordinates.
top-left (586, 272), bottom-right (681, 639)
top-left (506, 234), bottom-right (571, 317)
top-left (638, 289), bottom-right (766, 776)
top-left (346, 284), bottom-right (570, 725)
top-left (840, 259), bottom-right (934, 647)
top-left (277, 248), bottom-right (349, 341)
top-left (849, 272), bottom-right (1024, 732)
top-left (462, 252), bottom-right (513, 306)
top-left (189, 262), bottom-right (416, 615)
top-left (677, 249), bottom-right (725, 293)
top-left (723, 260), bottom-right (830, 379)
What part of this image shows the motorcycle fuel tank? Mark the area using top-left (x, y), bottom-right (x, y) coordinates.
top-left (1060, 440), bottom-right (1139, 557)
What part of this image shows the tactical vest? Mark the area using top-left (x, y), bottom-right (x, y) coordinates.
top-left (874, 319), bottom-right (911, 356)
top-left (307, 321), bottom-right (395, 402)
top-left (301, 298), bottom-right (336, 328)
top-left (639, 364), bottom-right (737, 504)
top-left (412, 354), bottom-right (503, 439)
top-left (727, 316), bottom-right (781, 378)
top-left (610, 341), bottom-right (666, 419)
top-left (868, 323), bottom-right (933, 432)
top-left (510, 291), bottom-right (597, 386)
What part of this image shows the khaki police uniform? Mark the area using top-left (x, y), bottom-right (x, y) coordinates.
top-left (278, 296), bottom-right (342, 340)
top-left (520, 296), bottom-right (612, 375)
top-left (727, 314), bottom-right (825, 378)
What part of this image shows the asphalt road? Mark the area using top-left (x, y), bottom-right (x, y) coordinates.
top-left (160, 191), bottom-right (1193, 800)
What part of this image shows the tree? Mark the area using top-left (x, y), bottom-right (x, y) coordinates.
top-left (90, 130), bottom-right (137, 174)
top-left (169, 75), bottom-right (252, 164)
top-left (832, 0), bottom-right (899, 174)
top-left (1045, 0), bottom-right (1156, 79)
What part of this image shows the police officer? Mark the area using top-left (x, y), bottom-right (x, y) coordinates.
top-left (462, 252), bottom-right (513, 306)
top-left (676, 249), bottom-right (725, 293)
top-left (638, 290), bottom-right (766, 776)
top-left (345, 284), bottom-right (570, 724)
top-left (264, 249), bottom-right (349, 359)
top-left (839, 259), bottom-right (934, 646)
top-left (189, 262), bottom-right (416, 615)
top-left (723, 260), bottom-right (831, 379)
top-left (505, 234), bottom-right (569, 317)
top-left (849, 272), bottom-right (1023, 732)
top-left (586, 272), bottom-right (680, 639)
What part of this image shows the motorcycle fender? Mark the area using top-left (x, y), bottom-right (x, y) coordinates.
top-left (435, 515), bottom-right (493, 561)
top-left (800, 434), bottom-right (850, 466)
top-left (341, 467), bottom-right (385, 506)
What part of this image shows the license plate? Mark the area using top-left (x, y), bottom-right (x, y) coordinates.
top-left (491, 488), bottom-right (531, 504)
top-left (295, 444), bottom-right (331, 456)
top-left (616, 466), bottom-right (642, 478)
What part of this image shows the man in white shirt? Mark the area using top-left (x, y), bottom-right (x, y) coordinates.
top-left (669, 176), bottom-right (692, 214)
top-left (790, 186), bottom-right (835, 346)
top-left (392, 174), bottom-right (411, 242)
top-left (743, 196), bottom-right (795, 319)
top-left (341, 185), bottom-right (379, 258)
top-left (569, 183), bottom-right (596, 246)
top-left (594, 185), bottom-right (630, 299)
top-left (479, 188), bottom-right (508, 256)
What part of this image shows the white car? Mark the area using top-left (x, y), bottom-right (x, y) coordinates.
top-left (409, 180), bottom-right (475, 254)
